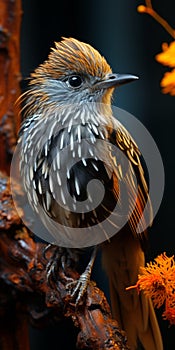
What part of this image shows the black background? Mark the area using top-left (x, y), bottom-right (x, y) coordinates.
top-left (20, 1), bottom-right (175, 349)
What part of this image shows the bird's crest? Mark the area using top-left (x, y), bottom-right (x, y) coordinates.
top-left (32, 37), bottom-right (112, 80)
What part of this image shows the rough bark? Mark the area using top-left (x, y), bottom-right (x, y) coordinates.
top-left (0, 0), bottom-right (22, 174)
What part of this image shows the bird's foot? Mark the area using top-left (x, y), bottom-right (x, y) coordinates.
top-left (66, 247), bottom-right (98, 306)
top-left (43, 245), bottom-right (97, 306)
top-left (66, 270), bottom-right (91, 305)
top-left (43, 245), bottom-right (77, 288)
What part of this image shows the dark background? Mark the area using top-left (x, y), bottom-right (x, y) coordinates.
top-left (20, 1), bottom-right (175, 349)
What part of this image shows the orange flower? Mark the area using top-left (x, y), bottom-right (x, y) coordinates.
top-left (127, 253), bottom-right (175, 324)
top-left (163, 307), bottom-right (175, 325)
top-left (155, 42), bottom-right (175, 95)
top-left (163, 296), bottom-right (175, 325)
top-left (137, 253), bottom-right (175, 308)
top-left (160, 69), bottom-right (175, 96)
top-left (156, 41), bottom-right (175, 96)
top-left (156, 41), bottom-right (175, 68)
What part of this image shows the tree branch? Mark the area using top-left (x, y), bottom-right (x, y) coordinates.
top-left (0, 0), bottom-right (22, 174)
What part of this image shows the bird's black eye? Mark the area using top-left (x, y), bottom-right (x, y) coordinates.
top-left (67, 75), bottom-right (83, 88)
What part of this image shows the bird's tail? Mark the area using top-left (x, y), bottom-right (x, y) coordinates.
top-left (102, 228), bottom-right (163, 350)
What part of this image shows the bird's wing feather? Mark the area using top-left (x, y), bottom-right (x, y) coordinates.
top-left (102, 121), bottom-right (163, 350)
top-left (106, 120), bottom-right (153, 240)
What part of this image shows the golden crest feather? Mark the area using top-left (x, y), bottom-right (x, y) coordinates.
top-left (31, 37), bottom-right (112, 80)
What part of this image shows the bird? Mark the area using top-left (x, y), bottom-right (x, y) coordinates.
top-left (17, 37), bottom-right (163, 350)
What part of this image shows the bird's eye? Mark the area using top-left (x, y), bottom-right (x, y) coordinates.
top-left (67, 75), bottom-right (83, 88)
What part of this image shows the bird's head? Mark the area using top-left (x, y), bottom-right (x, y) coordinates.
top-left (26, 37), bottom-right (138, 112)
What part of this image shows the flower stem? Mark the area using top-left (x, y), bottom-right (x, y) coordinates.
top-left (138, 1), bottom-right (175, 39)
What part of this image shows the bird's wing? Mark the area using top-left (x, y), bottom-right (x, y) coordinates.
top-left (102, 120), bottom-right (163, 350)
top-left (106, 119), bottom-right (153, 240)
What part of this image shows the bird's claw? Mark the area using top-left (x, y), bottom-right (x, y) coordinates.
top-left (66, 247), bottom-right (98, 306)
top-left (66, 271), bottom-right (90, 306)
top-left (44, 246), bottom-right (97, 306)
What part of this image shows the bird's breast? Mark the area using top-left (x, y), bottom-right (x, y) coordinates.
top-left (19, 110), bottom-right (119, 233)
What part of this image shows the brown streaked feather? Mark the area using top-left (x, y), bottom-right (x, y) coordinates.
top-left (107, 120), bottom-right (153, 240)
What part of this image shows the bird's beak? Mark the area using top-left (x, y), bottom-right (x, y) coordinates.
top-left (95, 73), bottom-right (139, 90)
